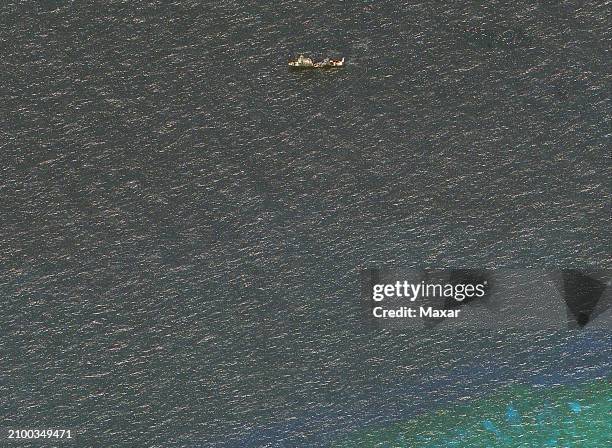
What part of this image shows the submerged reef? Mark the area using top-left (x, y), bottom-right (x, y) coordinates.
top-left (330, 378), bottom-right (611, 447)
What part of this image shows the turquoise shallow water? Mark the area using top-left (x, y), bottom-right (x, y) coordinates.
top-left (1, 1), bottom-right (609, 446)
top-left (331, 378), bottom-right (611, 447)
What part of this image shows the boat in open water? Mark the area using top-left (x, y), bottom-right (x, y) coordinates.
top-left (288, 54), bottom-right (345, 70)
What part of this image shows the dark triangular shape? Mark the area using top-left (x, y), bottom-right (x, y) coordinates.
top-left (561, 270), bottom-right (608, 328)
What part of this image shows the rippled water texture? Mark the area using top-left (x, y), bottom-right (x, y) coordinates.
top-left (1, 1), bottom-right (610, 447)
top-left (331, 379), bottom-right (612, 447)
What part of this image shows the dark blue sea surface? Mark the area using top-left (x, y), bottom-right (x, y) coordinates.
top-left (0, 1), bottom-right (610, 447)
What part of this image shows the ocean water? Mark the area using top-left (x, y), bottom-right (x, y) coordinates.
top-left (331, 379), bottom-right (612, 447)
top-left (0, 1), bottom-right (610, 447)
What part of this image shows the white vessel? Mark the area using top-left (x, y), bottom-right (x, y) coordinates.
top-left (288, 54), bottom-right (345, 69)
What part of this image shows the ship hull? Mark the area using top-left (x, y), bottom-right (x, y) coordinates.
top-left (288, 56), bottom-right (345, 70)
top-left (288, 64), bottom-right (344, 70)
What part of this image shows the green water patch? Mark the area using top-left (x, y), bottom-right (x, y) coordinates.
top-left (330, 378), bottom-right (611, 448)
